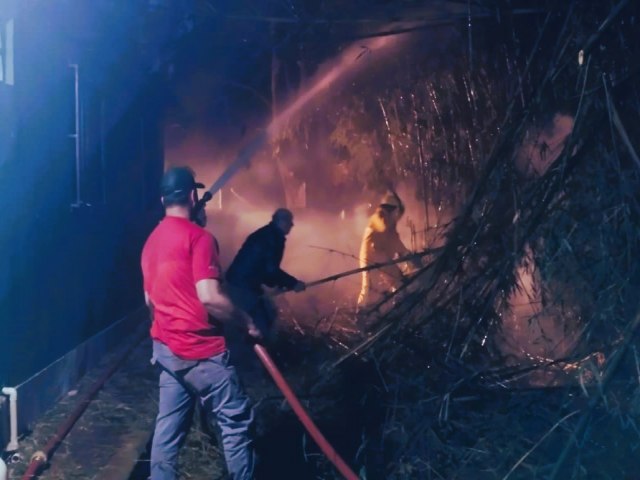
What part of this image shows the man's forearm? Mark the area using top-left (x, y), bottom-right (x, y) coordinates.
top-left (203, 295), bottom-right (236, 321)
top-left (204, 296), bottom-right (255, 329)
top-left (196, 278), bottom-right (256, 329)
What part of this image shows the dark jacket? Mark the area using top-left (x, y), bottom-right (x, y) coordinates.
top-left (226, 222), bottom-right (298, 293)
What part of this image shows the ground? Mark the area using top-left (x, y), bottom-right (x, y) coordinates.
top-left (7, 294), bottom-right (640, 479)
top-left (6, 296), bottom-right (368, 480)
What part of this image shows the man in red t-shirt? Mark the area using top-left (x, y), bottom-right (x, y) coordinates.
top-left (141, 166), bottom-right (260, 480)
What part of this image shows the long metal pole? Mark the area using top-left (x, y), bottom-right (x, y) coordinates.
top-left (301, 246), bottom-right (440, 289)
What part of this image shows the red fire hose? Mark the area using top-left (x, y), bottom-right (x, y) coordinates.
top-left (19, 334), bottom-right (358, 479)
top-left (253, 344), bottom-right (359, 480)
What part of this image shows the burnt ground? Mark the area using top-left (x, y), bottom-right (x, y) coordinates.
top-left (7, 293), bottom-right (640, 480)
top-left (126, 300), bottom-right (381, 480)
top-left (6, 296), bottom-right (379, 480)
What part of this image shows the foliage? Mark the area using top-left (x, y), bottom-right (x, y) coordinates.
top-left (317, 1), bottom-right (640, 478)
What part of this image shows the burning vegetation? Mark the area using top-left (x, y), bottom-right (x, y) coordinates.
top-left (219, 2), bottom-right (640, 478)
top-left (312, 2), bottom-right (639, 478)
top-left (157, 1), bottom-right (640, 478)
top-left (10, 1), bottom-right (640, 479)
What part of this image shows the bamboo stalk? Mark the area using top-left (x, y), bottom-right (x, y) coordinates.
top-left (548, 308), bottom-right (640, 479)
top-left (502, 410), bottom-right (580, 480)
top-left (609, 101), bottom-right (640, 170)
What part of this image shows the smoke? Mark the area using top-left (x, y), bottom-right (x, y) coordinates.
top-left (497, 246), bottom-right (577, 362)
top-left (496, 246), bottom-right (583, 387)
top-left (165, 131), bottom-right (450, 318)
top-left (497, 112), bottom-right (580, 373)
top-left (160, 21), bottom-right (473, 323)
top-left (265, 34), bottom-right (408, 138)
top-left (163, 118), bottom-right (460, 322)
top-left (515, 113), bottom-right (574, 177)
top-left (161, 29), bottom-right (431, 315)
top-left (164, 131), bottom-right (358, 311)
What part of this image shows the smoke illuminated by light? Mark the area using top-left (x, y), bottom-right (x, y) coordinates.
top-left (497, 112), bottom-right (579, 375)
top-left (164, 29), bottom-right (422, 315)
top-left (265, 35), bottom-right (406, 139)
top-left (515, 113), bottom-right (574, 177)
top-left (497, 245), bottom-right (581, 381)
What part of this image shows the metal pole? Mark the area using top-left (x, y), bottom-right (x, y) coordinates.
top-left (100, 98), bottom-right (107, 205)
top-left (69, 63), bottom-right (81, 206)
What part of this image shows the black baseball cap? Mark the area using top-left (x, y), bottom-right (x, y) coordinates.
top-left (160, 166), bottom-right (205, 198)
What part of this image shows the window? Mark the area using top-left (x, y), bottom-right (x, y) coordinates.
top-left (0, 18), bottom-right (14, 86)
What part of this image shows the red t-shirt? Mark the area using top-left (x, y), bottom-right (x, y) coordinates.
top-left (141, 216), bottom-right (226, 360)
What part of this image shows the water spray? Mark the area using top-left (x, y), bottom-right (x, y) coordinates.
top-left (203, 35), bottom-right (405, 198)
top-left (194, 32), bottom-right (411, 480)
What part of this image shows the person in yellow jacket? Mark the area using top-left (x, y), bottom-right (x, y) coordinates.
top-left (357, 190), bottom-right (419, 309)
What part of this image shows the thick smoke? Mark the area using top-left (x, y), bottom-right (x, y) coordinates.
top-left (164, 125), bottom-right (455, 318)
top-left (162, 29), bottom-right (443, 317)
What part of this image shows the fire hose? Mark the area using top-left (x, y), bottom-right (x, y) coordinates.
top-left (20, 327), bottom-right (147, 480)
top-left (253, 344), bottom-right (359, 480)
top-left (192, 146), bottom-right (371, 479)
top-left (18, 328), bottom-right (358, 479)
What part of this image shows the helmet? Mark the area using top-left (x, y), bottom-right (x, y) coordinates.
top-left (379, 191), bottom-right (402, 209)
top-left (380, 190), bottom-right (404, 215)
top-left (160, 166), bottom-right (205, 198)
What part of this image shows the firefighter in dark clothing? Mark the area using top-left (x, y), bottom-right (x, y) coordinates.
top-left (226, 208), bottom-right (306, 338)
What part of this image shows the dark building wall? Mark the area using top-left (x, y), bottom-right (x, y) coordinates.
top-left (0, 1), bottom-right (179, 385)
